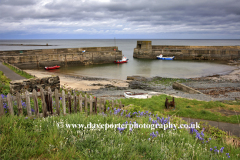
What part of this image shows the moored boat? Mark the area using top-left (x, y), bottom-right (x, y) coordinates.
top-left (124, 91), bottom-right (149, 99)
top-left (45, 65), bottom-right (60, 70)
top-left (156, 54), bottom-right (175, 60)
top-left (114, 56), bottom-right (129, 64)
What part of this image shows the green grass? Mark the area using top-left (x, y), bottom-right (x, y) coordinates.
top-left (3, 62), bottom-right (35, 79)
top-left (0, 71), bottom-right (10, 95)
top-left (119, 95), bottom-right (240, 124)
top-left (146, 77), bottom-right (190, 86)
top-left (0, 111), bottom-right (239, 159)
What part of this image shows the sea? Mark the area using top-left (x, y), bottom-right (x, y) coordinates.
top-left (0, 39), bottom-right (239, 80)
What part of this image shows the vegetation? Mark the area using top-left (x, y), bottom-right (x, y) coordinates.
top-left (0, 71), bottom-right (10, 95)
top-left (119, 95), bottom-right (240, 124)
top-left (145, 77), bottom-right (190, 86)
top-left (3, 62), bottom-right (35, 79)
top-left (0, 110), bottom-right (239, 159)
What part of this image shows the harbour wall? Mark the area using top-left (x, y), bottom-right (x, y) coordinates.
top-left (133, 41), bottom-right (240, 60)
top-left (0, 46), bottom-right (122, 69)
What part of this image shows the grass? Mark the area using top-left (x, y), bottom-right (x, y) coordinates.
top-left (0, 110), bottom-right (239, 159)
top-left (119, 95), bottom-right (240, 124)
top-left (3, 62), bottom-right (35, 79)
top-left (0, 71), bottom-right (10, 95)
top-left (145, 77), bottom-right (190, 86)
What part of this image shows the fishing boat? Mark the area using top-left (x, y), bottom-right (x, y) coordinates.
top-left (114, 56), bottom-right (129, 64)
top-left (124, 91), bottom-right (149, 99)
top-left (45, 65), bottom-right (60, 70)
top-left (156, 54), bottom-right (175, 60)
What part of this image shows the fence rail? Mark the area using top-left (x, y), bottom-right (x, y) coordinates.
top-left (0, 87), bottom-right (123, 117)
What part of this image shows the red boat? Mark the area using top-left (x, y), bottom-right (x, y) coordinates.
top-left (114, 56), bottom-right (129, 64)
top-left (45, 65), bottom-right (60, 70)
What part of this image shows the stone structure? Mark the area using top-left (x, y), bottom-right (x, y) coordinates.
top-left (0, 46), bottom-right (122, 69)
top-left (133, 41), bottom-right (240, 60)
top-left (172, 82), bottom-right (202, 94)
top-left (10, 76), bottom-right (60, 94)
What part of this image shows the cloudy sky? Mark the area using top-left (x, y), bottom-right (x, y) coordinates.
top-left (0, 0), bottom-right (240, 39)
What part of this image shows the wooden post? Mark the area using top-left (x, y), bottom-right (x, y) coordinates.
top-left (119, 100), bottom-right (122, 109)
top-left (55, 89), bottom-right (60, 115)
top-left (16, 92), bottom-right (23, 116)
top-left (0, 95), bottom-right (4, 116)
top-left (84, 95), bottom-right (88, 114)
top-left (25, 91), bottom-right (32, 117)
top-left (7, 93), bottom-right (14, 116)
top-left (68, 92), bottom-right (72, 114)
top-left (62, 90), bottom-right (66, 115)
top-left (74, 91), bottom-right (77, 113)
top-left (89, 96), bottom-right (93, 115)
top-left (103, 99), bottom-right (106, 113)
top-left (40, 88), bottom-right (47, 117)
top-left (48, 88), bottom-right (53, 115)
top-left (94, 97), bottom-right (97, 114)
top-left (32, 90), bottom-right (39, 117)
top-left (79, 94), bottom-right (82, 112)
top-left (111, 100), bottom-right (114, 110)
top-left (99, 98), bottom-right (102, 113)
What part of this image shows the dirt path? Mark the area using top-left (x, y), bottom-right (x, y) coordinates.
top-left (181, 117), bottom-right (240, 137)
top-left (0, 62), bottom-right (25, 81)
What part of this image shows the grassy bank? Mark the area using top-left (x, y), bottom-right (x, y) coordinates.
top-left (119, 95), bottom-right (240, 124)
top-left (3, 62), bottom-right (35, 79)
top-left (0, 71), bottom-right (10, 95)
top-left (0, 111), bottom-right (239, 159)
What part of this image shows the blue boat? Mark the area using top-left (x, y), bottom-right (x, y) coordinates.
top-left (156, 54), bottom-right (175, 60)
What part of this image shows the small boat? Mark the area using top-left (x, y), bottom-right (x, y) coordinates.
top-left (157, 54), bottom-right (175, 60)
top-left (45, 65), bottom-right (60, 70)
top-left (114, 56), bottom-right (129, 64)
top-left (124, 91), bottom-right (149, 99)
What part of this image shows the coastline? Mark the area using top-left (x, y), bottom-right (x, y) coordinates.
top-left (23, 60), bottom-right (240, 101)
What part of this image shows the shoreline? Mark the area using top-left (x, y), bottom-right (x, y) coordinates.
top-left (24, 60), bottom-right (240, 101)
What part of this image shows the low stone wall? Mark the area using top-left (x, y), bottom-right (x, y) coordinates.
top-left (133, 41), bottom-right (240, 60)
top-left (172, 82), bottom-right (202, 94)
top-left (10, 76), bottom-right (60, 94)
top-left (0, 46), bottom-right (122, 69)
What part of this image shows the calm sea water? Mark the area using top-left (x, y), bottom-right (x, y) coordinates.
top-left (0, 39), bottom-right (239, 80)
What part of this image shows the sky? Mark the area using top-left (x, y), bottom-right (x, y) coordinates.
top-left (0, 0), bottom-right (240, 39)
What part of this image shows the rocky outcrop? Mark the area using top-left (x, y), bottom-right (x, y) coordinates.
top-left (10, 76), bottom-right (60, 94)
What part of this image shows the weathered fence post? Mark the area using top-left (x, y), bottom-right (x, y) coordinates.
top-left (40, 88), bottom-right (47, 117)
top-left (74, 91), bottom-right (77, 113)
top-left (25, 91), bottom-right (32, 117)
top-left (68, 92), bottom-right (72, 114)
top-left (84, 94), bottom-right (88, 114)
top-left (16, 92), bottom-right (23, 116)
top-left (47, 88), bottom-right (53, 115)
top-left (119, 100), bottom-right (122, 109)
top-left (32, 89), bottom-right (39, 117)
top-left (55, 89), bottom-right (60, 115)
top-left (99, 98), bottom-right (102, 113)
top-left (62, 90), bottom-right (66, 115)
top-left (0, 95), bottom-right (4, 116)
top-left (79, 94), bottom-right (82, 112)
top-left (103, 98), bottom-right (106, 113)
top-left (89, 96), bottom-right (93, 115)
top-left (7, 93), bottom-right (14, 116)
top-left (111, 100), bottom-right (114, 110)
top-left (94, 97), bottom-right (97, 114)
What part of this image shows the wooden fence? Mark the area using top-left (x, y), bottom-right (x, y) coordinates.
top-left (0, 87), bottom-right (123, 117)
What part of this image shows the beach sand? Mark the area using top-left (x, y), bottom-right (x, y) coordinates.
top-left (24, 69), bottom-right (129, 91)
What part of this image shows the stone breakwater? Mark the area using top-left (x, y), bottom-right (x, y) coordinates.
top-left (10, 76), bottom-right (60, 94)
top-left (133, 41), bottom-right (240, 60)
top-left (0, 46), bottom-right (122, 69)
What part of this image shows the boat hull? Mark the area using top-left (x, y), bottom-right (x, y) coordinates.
top-left (114, 60), bottom-right (128, 64)
top-left (156, 57), bottom-right (174, 60)
top-left (45, 66), bottom-right (60, 70)
top-left (124, 91), bottom-right (148, 99)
